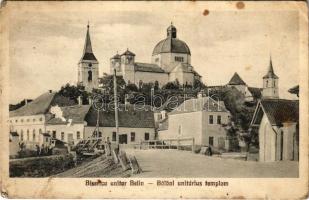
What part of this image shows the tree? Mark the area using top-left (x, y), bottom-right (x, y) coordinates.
top-left (193, 79), bottom-right (207, 90)
top-left (125, 83), bottom-right (139, 92)
top-left (162, 81), bottom-right (180, 90)
top-left (99, 73), bottom-right (126, 93)
top-left (58, 83), bottom-right (89, 104)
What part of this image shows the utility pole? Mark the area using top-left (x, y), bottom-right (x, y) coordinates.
top-left (113, 67), bottom-right (119, 145)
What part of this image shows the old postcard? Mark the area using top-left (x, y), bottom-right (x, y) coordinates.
top-left (0, 1), bottom-right (308, 199)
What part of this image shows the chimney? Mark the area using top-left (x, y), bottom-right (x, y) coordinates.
top-left (78, 96), bottom-right (82, 106)
top-left (25, 99), bottom-right (28, 105)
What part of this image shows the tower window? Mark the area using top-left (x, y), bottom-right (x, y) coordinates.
top-left (88, 71), bottom-right (92, 81)
top-left (175, 56), bottom-right (184, 62)
top-left (88, 63), bottom-right (92, 68)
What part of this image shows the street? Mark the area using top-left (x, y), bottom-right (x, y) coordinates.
top-left (126, 149), bottom-right (299, 178)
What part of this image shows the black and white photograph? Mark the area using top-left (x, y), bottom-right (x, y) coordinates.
top-left (1, 1), bottom-right (308, 199)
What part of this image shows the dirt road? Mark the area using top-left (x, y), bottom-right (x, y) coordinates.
top-left (126, 149), bottom-right (298, 178)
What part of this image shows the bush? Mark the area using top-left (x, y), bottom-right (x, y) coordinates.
top-left (10, 154), bottom-right (75, 177)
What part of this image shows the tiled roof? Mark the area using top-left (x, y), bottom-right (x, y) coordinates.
top-left (46, 105), bottom-right (91, 125)
top-left (85, 104), bottom-right (155, 128)
top-left (248, 87), bottom-right (262, 99)
top-left (261, 99), bottom-right (299, 125)
top-left (9, 92), bottom-right (57, 117)
top-left (134, 62), bottom-right (166, 73)
top-left (169, 97), bottom-right (229, 115)
top-left (288, 85), bottom-right (299, 95)
top-left (10, 132), bottom-right (19, 137)
top-left (228, 72), bottom-right (246, 85)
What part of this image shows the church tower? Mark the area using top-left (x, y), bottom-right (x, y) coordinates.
top-left (262, 57), bottom-right (279, 99)
top-left (78, 23), bottom-right (99, 92)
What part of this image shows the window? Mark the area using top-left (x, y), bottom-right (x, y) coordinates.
top-left (175, 56), bottom-right (184, 62)
top-left (145, 132), bottom-right (150, 141)
top-left (112, 132), bottom-right (116, 141)
top-left (39, 129), bottom-right (42, 134)
top-left (27, 130), bottom-right (29, 141)
top-left (155, 58), bottom-right (159, 62)
top-left (33, 119), bottom-right (36, 122)
top-left (39, 117), bottom-right (43, 121)
top-left (15, 119), bottom-right (18, 123)
top-left (52, 131), bottom-right (56, 138)
top-left (61, 132), bottom-right (64, 141)
top-left (217, 115), bottom-right (221, 124)
top-left (131, 132), bottom-right (136, 142)
top-left (88, 63), bottom-right (92, 68)
top-left (21, 119), bottom-right (24, 123)
top-left (46, 137), bottom-right (49, 142)
top-left (209, 136), bottom-right (214, 146)
top-left (209, 115), bottom-right (214, 124)
top-left (33, 129), bottom-right (36, 141)
top-left (98, 132), bottom-right (102, 138)
top-left (77, 131), bottom-right (80, 139)
top-left (88, 70), bottom-right (92, 81)
top-left (20, 130), bottom-right (24, 141)
top-left (27, 119), bottom-right (30, 122)
top-left (266, 80), bottom-right (268, 87)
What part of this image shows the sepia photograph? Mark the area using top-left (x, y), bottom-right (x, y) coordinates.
top-left (0, 1), bottom-right (308, 199)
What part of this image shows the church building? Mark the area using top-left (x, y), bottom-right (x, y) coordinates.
top-left (77, 24), bottom-right (99, 92)
top-left (110, 23), bottom-right (202, 87)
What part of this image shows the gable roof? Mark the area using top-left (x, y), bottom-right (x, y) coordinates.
top-left (169, 97), bottom-right (229, 115)
top-left (228, 72), bottom-right (246, 85)
top-left (85, 104), bottom-right (155, 128)
top-left (134, 62), bottom-right (166, 73)
top-left (9, 92), bottom-right (57, 117)
top-left (251, 99), bottom-right (299, 126)
top-left (46, 105), bottom-right (91, 125)
top-left (121, 49), bottom-right (135, 56)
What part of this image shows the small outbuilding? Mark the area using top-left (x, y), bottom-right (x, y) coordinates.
top-left (250, 99), bottom-right (299, 162)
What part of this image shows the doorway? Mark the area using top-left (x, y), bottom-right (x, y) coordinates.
top-left (67, 133), bottom-right (74, 145)
top-left (119, 134), bottom-right (128, 144)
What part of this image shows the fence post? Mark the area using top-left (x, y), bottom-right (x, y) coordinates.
top-left (177, 139), bottom-right (180, 150)
top-left (169, 140), bottom-right (171, 149)
top-left (192, 138), bottom-right (195, 153)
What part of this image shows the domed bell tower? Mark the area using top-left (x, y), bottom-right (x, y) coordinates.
top-left (78, 23), bottom-right (99, 92)
top-left (120, 49), bottom-right (136, 84)
top-left (167, 23), bottom-right (177, 38)
top-left (262, 57), bottom-right (279, 99)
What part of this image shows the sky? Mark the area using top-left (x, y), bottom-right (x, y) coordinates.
top-left (8, 2), bottom-right (300, 104)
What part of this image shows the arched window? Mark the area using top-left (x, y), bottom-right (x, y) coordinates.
top-left (88, 71), bottom-right (92, 82)
top-left (266, 80), bottom-right (268, 87)
top-left (88, 63), bottom-right (92, 68)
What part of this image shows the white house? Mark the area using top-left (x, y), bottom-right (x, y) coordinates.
top-left (158, 96), bottom-right (231, 151)
top-left (250, 99), bottom-right (299, 162)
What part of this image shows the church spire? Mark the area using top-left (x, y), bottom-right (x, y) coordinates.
top-left (80, 23), bottom-right (97, 61)
top-left (263, 56), bottom-right (278, 79)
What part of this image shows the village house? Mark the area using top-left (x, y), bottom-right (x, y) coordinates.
top-left (250, 99), bottom-right (299, 162)
top-left (9, 91), bottom-right (58, 149)
top-left (158, 96), bottom-right (231, 151)
top-left (45, 105), bottom-right (91, 145)
top-left (8, 91), bottom-right (75, 149)
top-left (83, 104), bottom-right (156, 145)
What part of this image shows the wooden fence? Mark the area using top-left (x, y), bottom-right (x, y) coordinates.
top-left (119, 137), bottom-right (195, 153)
